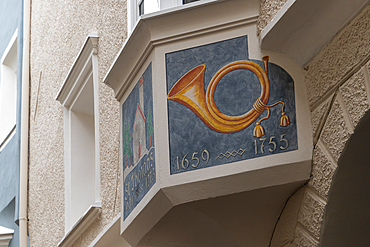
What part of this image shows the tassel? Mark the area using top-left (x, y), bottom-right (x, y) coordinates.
top-left (253, 123), bottom-right (265, 138)
top-left (280, 112), bottom-right (290, 127)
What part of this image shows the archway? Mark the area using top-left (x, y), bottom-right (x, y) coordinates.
top-left (319, 110), bottom-right (370, 246)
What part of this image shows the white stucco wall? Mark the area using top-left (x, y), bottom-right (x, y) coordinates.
top-left (28, 0), bottom-right (127, 246)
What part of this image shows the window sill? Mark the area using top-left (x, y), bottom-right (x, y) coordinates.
top-left (0, 225), bottom-right (14, 247)
top-left (58, 203), bottom-right (101, 247)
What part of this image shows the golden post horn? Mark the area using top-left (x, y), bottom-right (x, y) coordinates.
top-left (168, 58), bottom-right (271, 133)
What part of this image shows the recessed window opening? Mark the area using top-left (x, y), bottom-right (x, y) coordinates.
top-left (129, 0), bottom-right (202, 32)
top-left (56, 36), bottom-right (101, 244)
top-left (69, 72), bottom-right (96, 228)
top-left (182, 0), bottom-right (199, 4)
top-left (139, 0), bottom-right (144, 16)
top-left (0, 30), bottom-right (17, 148)
top-left (138, 0), bottom-right (159, 16)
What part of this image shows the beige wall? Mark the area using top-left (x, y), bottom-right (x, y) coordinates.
top-left (28, 0), bottom-right (126, 246)
top-left (270, 4), bottom-right (370, 246)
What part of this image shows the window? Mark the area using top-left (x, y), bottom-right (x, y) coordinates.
top-left (139, 0), bottom-right (145, 16)
top-left (128, 0), bottom-right (200, 32)
top-left (182, 0), bottom-right (199, 4)
top-left (0, 30), bottom-right (17, 149)
top-left (56, 35), bottom-right (101, 246)
top-left (68, 72), bottom-right (97, 228)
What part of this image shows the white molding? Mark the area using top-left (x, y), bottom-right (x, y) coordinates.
top-left (69, 71), bottom-right (94, 110)
top-left (55, 34), bottom-right (99, 106)
top-left (137, 0), bottom-right (222, 20)
top-left (92, 49), bottom-right (101, 204)
top-left (55, 34), bottom-right (101, 233)
top-left (58, 203), bottom-right (102, 247)
top-left (0, 226), bottom-right (14, 247)
top-left (0, 29), bottom-right (18, 65)
top-left (0, 125), bottom-right (16, 152)
top-left (64, 107), bottom-right (72, 230)
top-left (0, 29), bottom-right (18, 148)
top-left (259, 0), bottom-right (370, 66)
top-left (128, 0), bottom-right (219, 33)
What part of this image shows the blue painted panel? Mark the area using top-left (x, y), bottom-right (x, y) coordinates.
top-left (166, 36), bottom-right (298, 175)
top-left (123, 148), bottom-right (155, 219)
top-left (122, 64), bottom-right (156, 220)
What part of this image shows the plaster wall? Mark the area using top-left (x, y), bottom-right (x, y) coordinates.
top-left (270, 4), bottom-right (370, 246)
top-left (28, 0), bottom-right (126, 246)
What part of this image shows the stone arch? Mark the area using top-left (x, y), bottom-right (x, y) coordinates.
top-left (318, 109), bottom-right (370, 246)
top-left (270, 69), bottom-right (370, 247)
top-left (267, 3), bottom-right (370, 246)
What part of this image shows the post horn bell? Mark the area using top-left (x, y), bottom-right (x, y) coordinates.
top-left (167, 58), bottom-right (272, 134)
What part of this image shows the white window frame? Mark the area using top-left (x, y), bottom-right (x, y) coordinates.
top-left (0, 29), bottom-right (18, 150)
top-left (128, 0), bottom-right (182, 33)
top-left (55, 35), bottom-right (101, 247)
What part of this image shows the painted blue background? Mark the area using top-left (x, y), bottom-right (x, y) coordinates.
top-left (166, 36), bottom-right (298, 175)
top-left (122, 63), bottom-right (155, 219)
top-left (123, 148), bottom-right (155, 219)
top-left (0, 0), bottom-right (25, 246)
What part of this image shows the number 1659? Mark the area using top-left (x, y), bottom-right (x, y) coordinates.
top-left (176, 150), bottom-right (210, 170)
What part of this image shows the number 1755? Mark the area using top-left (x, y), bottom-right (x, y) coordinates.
top-left (253, 134), bottom-right (289, 155)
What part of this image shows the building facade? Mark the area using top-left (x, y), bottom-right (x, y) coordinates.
top-left (28, 0), bottom-right (126, 246)
top-left (27, 0), bottom-right (370, 247)
top-left (0, 0), bottom-right (24, 246)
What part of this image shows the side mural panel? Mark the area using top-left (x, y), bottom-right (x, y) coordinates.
top-left (166, 36), bottom-right (298, 175)
top-left (122, 64), bottom-right (155, 220)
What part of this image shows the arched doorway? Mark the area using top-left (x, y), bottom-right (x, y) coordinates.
top-left (319, 110), bottom-right (370, 246)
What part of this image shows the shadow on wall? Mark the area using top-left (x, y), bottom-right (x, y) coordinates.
top-left (319, 109), bottom-right (370, 247)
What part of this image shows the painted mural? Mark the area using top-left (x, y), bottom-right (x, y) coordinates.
top-left (166, 36), bottom-right (298, 175)
top-left (122, 64), bottom-right (155, 220)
